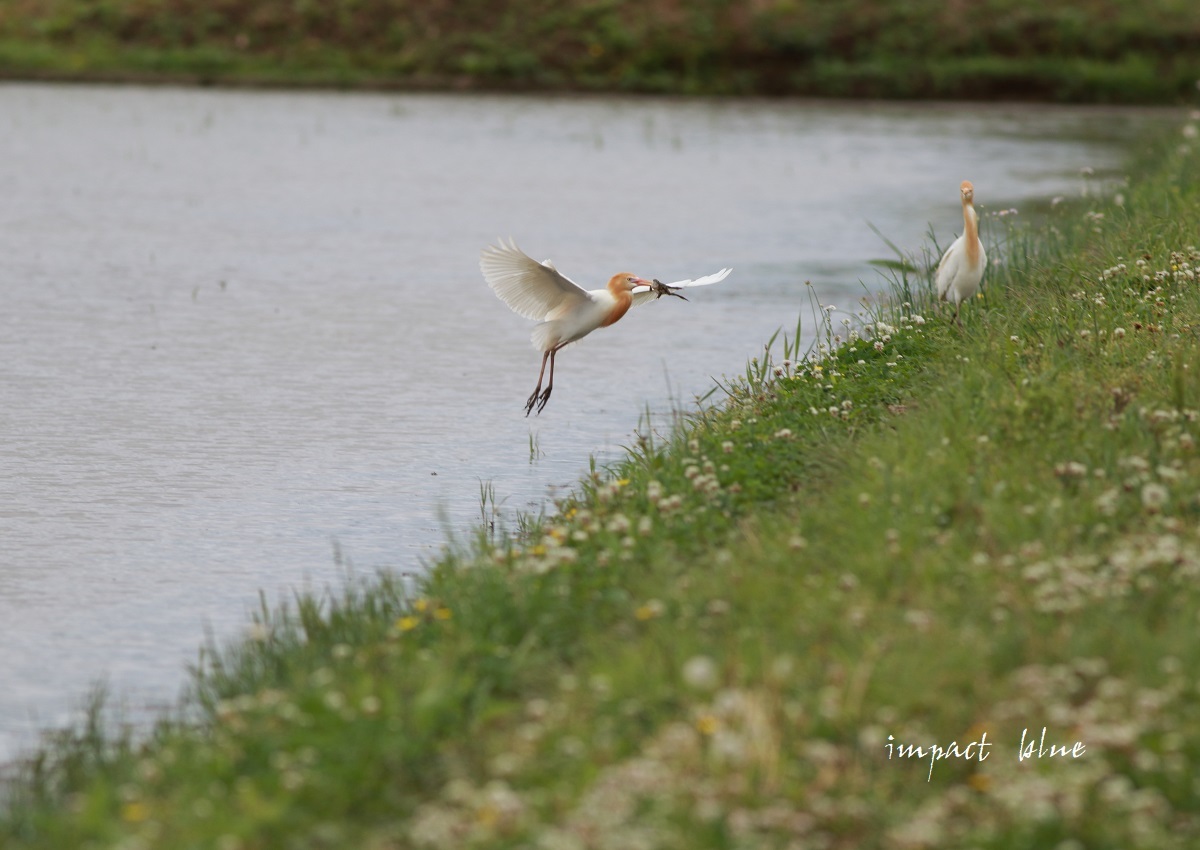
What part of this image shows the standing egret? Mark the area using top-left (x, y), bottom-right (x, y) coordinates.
top-left (935, 180), bottom-right (987, 325)
top-left (481, 238), bottom-right (731, 415)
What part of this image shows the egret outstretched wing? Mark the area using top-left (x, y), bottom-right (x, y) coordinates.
top-left (481, 238), bottom-right (591, 321)
top-left (632, 267), bottom-right (732, 306)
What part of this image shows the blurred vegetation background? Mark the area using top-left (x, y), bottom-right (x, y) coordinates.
top-left (1, 0), bottom-right (1198, 101)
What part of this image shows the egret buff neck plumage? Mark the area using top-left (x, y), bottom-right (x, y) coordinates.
top-left (960, 181), bottom-right (982, 267)
top-left (599, 273), bottom-right (646, 328)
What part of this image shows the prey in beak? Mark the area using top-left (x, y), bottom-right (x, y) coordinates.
top-left (649, 278), bottom-right (689, 301)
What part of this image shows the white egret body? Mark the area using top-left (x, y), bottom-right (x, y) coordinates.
top-left (481, 238), bottom-right (731, 414)
top-left (935, 180), bottom-right (987, 324)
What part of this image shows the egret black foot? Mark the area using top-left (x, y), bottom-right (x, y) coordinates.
top-left (524, 387), bottom-right (553, 416)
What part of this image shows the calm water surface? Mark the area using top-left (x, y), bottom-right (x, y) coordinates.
top-left (0, 83), bottom-right (1166, 758)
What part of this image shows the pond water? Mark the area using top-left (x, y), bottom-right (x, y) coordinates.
top-left (0, 83), bottom-right (1167, 760)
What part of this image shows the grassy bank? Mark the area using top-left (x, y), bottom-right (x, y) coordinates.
top-left (3, 114), bottom-right (1200, 847)
top-left (1, 0), bottom-right (1200, 101)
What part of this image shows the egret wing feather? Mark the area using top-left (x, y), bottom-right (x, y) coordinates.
top-left (663, 267), bottom-right (733, 288)
top-left (631, 267), bottom-right (732, 306)
top-left (481, 238), bottom-right (591, 321)
top-left (934, 236), bottom-right (965, 302)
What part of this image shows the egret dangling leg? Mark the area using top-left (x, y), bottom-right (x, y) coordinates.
top-left (525, 345), bottom-right (561, 416)
top-left (524, 351), bottom-right (551, 416)
top-left (534, 348), bottom-right (559, 415)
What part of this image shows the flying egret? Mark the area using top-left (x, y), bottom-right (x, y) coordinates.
top-left (935, 180), bottom-right (987, 325)
top-left (481, 238), bottom-right (732, 415)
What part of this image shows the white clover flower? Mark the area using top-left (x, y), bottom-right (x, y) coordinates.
top-left (904, 609), bottom-right (932, 631)
top-left (1141, 483), bottom-right (1169, 512)
top-left (1054, 461), bottom-right (1088, 479)
top-left (682, 655), bottom-right (721, 691)
top-left (1120, 455), bottom-right (1150, 472)
top-left (607, 514), bottom-right (631, 534)
top-left (660, 494), bottom-right (684, 513)
top-left (551, 546), bottom-right (578, 564)
top-left (721, 441), bottom-right (734, 454)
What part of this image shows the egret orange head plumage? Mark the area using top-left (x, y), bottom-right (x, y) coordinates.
top-left (606, 273), bottom-right (649, 294)
top-left (960, 180), bottom-right (975, 203)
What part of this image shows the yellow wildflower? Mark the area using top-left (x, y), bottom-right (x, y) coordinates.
top-left (121, 801), bottom-right (149, 823)
top-left (967, 773), bottom-right (991, 792)
top-left (635, 600), bottom-right (664, 621)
